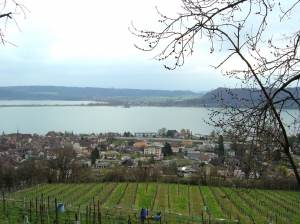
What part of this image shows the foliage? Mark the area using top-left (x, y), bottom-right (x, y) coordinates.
top-left (90, 147), bottom-right (100, 165)
top-left (162, 142), bottom-right (173, 156)
top-left (123, 131), bottom-right (132, 137)
top-left (44, 147), bottom-right (88, 183)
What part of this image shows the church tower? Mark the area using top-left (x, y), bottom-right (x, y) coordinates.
top-left (16, 128), bottom-right (21, 149)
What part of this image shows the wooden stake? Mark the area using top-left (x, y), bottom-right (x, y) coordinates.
top-left (55, 198), bottom-right (58, 224)
top-left (2, 191), bottom-right (5, 211)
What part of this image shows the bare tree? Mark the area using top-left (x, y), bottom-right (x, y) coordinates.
top-left (46, 147), bottom-right (84, 183)
top-left (0, 0), bottom-right (28, 45)
top-left (131, 1), bottom-right (300, 186)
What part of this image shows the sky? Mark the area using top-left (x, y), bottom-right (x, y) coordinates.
top-left (0, 0), bottom-right (298, 92)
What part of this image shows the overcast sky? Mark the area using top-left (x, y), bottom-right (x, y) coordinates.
top-left (0, 0), bottom-right (297, 92)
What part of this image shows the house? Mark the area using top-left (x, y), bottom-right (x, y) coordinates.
top-left (104, 151), bottom-right (118, 160)
top-left (170, 143), bottom-right (180, 153)
top-left (45, 131), bottom-right (59, 138)
top-left (78, 158), bottom-right (91, 168)
top-left (177, 132), bottom-right (187, 139)
top-left (144, 146), bottom-right (162, 159)
top-left (224, 158), bottom-right (240, 166)
top-left (186, 151), bottom-right (202, 160)
top-left (121, 159), bottom-right (135, 167)
top-left (98, 134), bottom-right (106, 143)
top-left (181, 140), bottom-right (193, 147)
top-left (233, 170), bottom-right (245, 178)
top-left (133, 142), bottom-right (148, 148)
top-left (198, 155), bottom-right (211, 164)
top-left (94, 161), bottom-right (109, 169)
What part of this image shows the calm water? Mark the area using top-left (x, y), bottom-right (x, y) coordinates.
top-left (0, 101), bottom-right (298, 135)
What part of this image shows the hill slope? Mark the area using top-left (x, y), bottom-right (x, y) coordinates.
top-left (0, 86), bottom-right (200, 101)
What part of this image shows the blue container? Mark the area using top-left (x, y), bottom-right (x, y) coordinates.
top-left (57, 203), bottom-right (65, 212)
top-left (140, 208), bottom-right (147, 220)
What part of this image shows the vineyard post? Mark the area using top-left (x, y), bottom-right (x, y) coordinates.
top-left (48, 195), bottom-right (50, 212)
top-left (40, 204), bottom-right (43, 224)
top-left (36, 198), bottom-right (38, 222)
top-left (47, 207), bottom-right (50, 224)
top-left (98, 212), bottom-right (101, 224)
top-left (86, 205), bottom-right (88, 224)
top-left (75, 213), bottom-right (78, 223)
top-left (163, 206), bottom-right (165, 223)
top-left (147, 206), bottom-right (150, 224)
top-left (29, 200), bottom-right (32, 222)
top-left (2, 191), bottom-right (5, 211)
top-left (93, 197), bottom-right (95, 214)
top-left (89, 204), bottom-right (92, 223)
top-left (55, 198), bottom-right (58, 224)
top-left (93, 211), bottom-right (96, 224)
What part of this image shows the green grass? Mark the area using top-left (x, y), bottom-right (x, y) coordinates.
top-left (3, 183), bottom-right (300, 223)
top-left (169, 184), bottom-right (188, 214)
top-left (153, 183), bottom-right (168, 212)
top-left (134, 183), bottom-right (153, 208)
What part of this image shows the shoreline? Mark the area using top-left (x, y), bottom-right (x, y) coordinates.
top-left (0, 104), bottom-right (108, 108)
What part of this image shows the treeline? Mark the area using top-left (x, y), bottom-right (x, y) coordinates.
top-left (0, 86), bottom-right (198, 101)
top-left (0, 148), bottom-right (92, 188)
top-left (1, 86), bottom-right (299, 109)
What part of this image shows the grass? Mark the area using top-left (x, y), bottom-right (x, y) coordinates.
top-left (169, 184), bottom-right (188, 214)
top-left (2, 182), bottom-right (300, 223)
top-left (134, 183), bottom-right (153, 208)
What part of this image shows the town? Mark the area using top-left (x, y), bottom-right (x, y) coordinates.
top-left (1, 127), bottom-right (299, 190)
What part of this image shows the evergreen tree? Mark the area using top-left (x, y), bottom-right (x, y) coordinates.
top-left (218, 135), bottom-right (225, 158)
top-left (90, 147), bottom-right (100, 165)
top-left (162, 142), bottom-right (173, 156)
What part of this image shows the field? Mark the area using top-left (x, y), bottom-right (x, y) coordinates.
top-left (1, 182), bottom-right (299, 223)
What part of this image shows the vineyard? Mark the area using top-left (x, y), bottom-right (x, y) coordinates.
top-left (1, 182), bottom-right (299, 223)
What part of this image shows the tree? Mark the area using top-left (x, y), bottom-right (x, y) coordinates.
top-left (123, 131), bottom-right (132, 137)
top-left (46, 147), bottom-right (83, 183)
top-left (132, 1), bottom-right (300, 186)
top-left (217, 135), bottom-right (225, 158)
top-left (90, 147), bottom-right (100, 165)
top-left (17, 159), bottom-right (45, 185)
top-left (0, 1), bottom-right (28, 45)
top-left (158, 127), bottom-right (166, 137)
top-left (162, 141), bottom-right (173, 156)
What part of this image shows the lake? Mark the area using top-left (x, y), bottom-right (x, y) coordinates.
top-left (0, 101), bottom-right (298, 135)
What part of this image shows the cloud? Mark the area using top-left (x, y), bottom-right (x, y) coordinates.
top-left (1, 0), bottom-right (298, 91)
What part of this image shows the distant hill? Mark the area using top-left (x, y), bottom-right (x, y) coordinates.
top-left (0, 86), bottom-right (200, 101)
top-left (183, 87), bottom-right (300, 108)
top-left (2, 86), bottom-right (297, 108)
